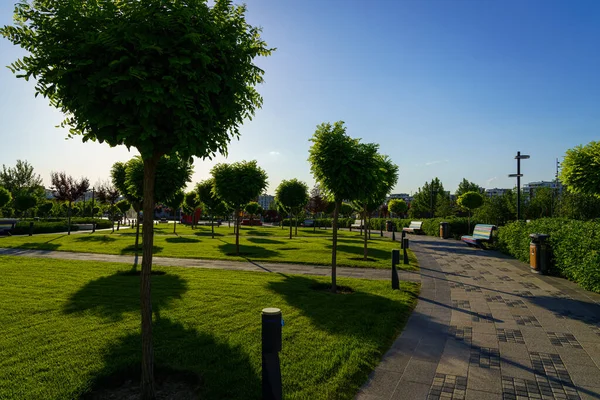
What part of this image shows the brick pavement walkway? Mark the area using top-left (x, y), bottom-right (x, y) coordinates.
top-left (0, 247), bottom-right (419, 282)
top-left (358, 234), bottom-right (600, 400)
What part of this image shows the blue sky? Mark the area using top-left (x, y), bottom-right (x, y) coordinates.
top-left (1, 0), bottom-right (598, 194)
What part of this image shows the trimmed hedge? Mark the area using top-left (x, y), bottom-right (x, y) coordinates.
top-left (497, 218), bottom-right (600, 293)
top-left (11, 219), bottom-right (114, 235)
top-left (366, 217), bottom-right (479, 239)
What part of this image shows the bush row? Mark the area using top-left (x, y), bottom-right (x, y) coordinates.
top-left (11, 219), bottom-right (114, 235)
top-left (497, 218), bottom-right (600, 293)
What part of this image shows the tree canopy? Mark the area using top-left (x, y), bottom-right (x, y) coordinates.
top-left (457, 191), bottom-right (484, 231)
top-left (0, 160), bottom-right (43, 197)
top-left (212, 160), bottom-right (268, 254)
top-left (409, 178), bottom-right (445, 218)
top-left (560, 141), bottom-right (600, 198)
top-left (0, 187), bottom-right (11, 209)
top-left (275, 179), bottom-right (309, 239)
top-left (455, 178), bottom-right (483, 197)
top-left (388, 199), bottom-right (408, 216)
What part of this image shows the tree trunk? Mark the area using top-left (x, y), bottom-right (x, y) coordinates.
top-left (67, 201), bottom-right (72, 235)
top-left (331, 200), bottom-right (340, 293)
top-left (133, 211), bottom-right (141, 271)
top-left (363, 204), bottom-right (368, 260)
top-left (173, 212), bottom-right (177, 234)
top-left (211, 215), bottom-right (214, 239)
top-left (295, 216), bottom-right (298, 236)
top-left (140, 155), bottom-right (160, 400)
top-left (235, 208), bottom-right (241, 255)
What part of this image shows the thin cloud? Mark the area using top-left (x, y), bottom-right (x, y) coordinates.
top-left (269, 151), bottom-right (280, 156)
top-left (418, 159), bottom-right (449, 167)
top-left (486, 177), bottom-right (498, 185)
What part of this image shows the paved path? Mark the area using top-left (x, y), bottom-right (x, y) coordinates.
top-left (0, 247), bottom-right (419, 281)
top-left (358, 235), bottom-right (600, 400)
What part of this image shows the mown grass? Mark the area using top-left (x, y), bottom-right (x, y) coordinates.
top-left (0, 224), bottom-right (418, 270)
top-left (0, 256), bottom-right (419, 399)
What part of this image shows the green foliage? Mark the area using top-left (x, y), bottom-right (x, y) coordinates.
top-left (0, 160), bottom-right (44, 200)
top-left (435, 194), bottom-right (455, 218)
top-left (13, 193), bottom-right (37, 215)
top-left (37, 200), bottom-right (54, 218)
top-left (245, 202), bottom-right (260, 216)
top-left (497, 219), bottom-right (600, 293)
top-left (560, 141), bottom-right (600, 198)
top-left (183, 192), bottom-right (201, 215)
top-left (455, 178), bottom-right (483, 197)
top-left (116, 200), bottom-right (131, 215)
top-left (211, 160), bottom-right (268, 212)
top-left (124, 156), bottom-right (193, 204)
top-left (11, 219), bottom-right (113, 235)
top-left (1, 0), bottom-right (273, 161)
top-left (473, 192), bottom-right (516, 226)
top-left (275, 179), bottom-right (309, 215)
top-left (554, 191), bottom-right (600, 220)
top-left (409, 178), bottom-right (445, 218)
top-left (164, 190), bottom-right (185, 214)
top-left (388, 199), bottom-right (407, 216)
top-left (0, 186), bottom-right (11, 209)
top-left (457, 191), bottom-right (484, 211)
top-left (526, 187), bottom-right (554, 219)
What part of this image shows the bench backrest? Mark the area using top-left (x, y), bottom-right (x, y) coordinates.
top-left (472, 224), bottom-right (495, 240)
top-left (409, 221), bottom-right (423, 229)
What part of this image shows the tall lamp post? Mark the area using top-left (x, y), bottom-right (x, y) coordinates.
top-left (508, 151), bottom-right (530, 221)
top-left (91, 187), bottom-right (96, 233)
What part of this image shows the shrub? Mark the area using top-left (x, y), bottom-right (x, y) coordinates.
top-left (497, 218), bottom-right (600, 293)
top-left (11, 219), bottom-right (114, 234)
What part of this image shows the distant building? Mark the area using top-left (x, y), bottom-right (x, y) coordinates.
top-left (485, 188), bottom-right (511, 197)
top-left (388, 193), bottom-right (413, 204)
top-left (522, 181), bottom-right (561, 199)
top-left (258, 194), bottom-right (274, 210)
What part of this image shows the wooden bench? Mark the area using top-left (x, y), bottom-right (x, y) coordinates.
top-left (0, 219), bottom-right (17, 236)
top-left (461, 224), bottom-right (496, 247)
top-left (403, 221), bottom-right (423, 234)
top-left (350, 219), bottom-right (363, 230)
top-left (159, 217), bottom-right (168, 224)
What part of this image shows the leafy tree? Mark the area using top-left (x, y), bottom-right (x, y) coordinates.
top-left (308, 121), bottom-right (384, 292)
top-left (435, 193), bottom-right (455, 218)
top-left (555, 191), bottom-right (600, 220)
top-left (116, 199), bottom-right (131, 220)
top-left (457, 191), bottom-right (484, 232)
top-left (560, 141), bottom-right (600, 199)
top-left (212, 161), bottom-right (268, 255)
top-left (0, 160), bottom-right (44, 199)
top-left (113, 156), bottom-right (193, 267)
top-left (245, 201), bottom-right (261, 227)
top-left (473, 194), bottom-right (515, 226)
top-left (526, 187), bottom-right (554, 219)
top-left (388, 199), bottom-right (408, 217)
top-left (38, 200), bottom-right (54, 219)
top-left (308, 185), bottom-right (329, 231)
top-left (0, 187), bottom-right (11, 210)
top-left (164, 191), bottom-right (185, 234)
top-left (183, 192), bottom-right (201, 229)
top-left (50, 172), bottom-right (89, 235)
top-left (275, 179), bottom-right (309, 239)
top-left (2, 0), bottom-right (271, 395)
top-left (13, 193), bottom-right (37, 219)
top-left (97, 182), bottom-right (120, 232)
top-left (357, 155), bottom-right (398, 260)
top-left (409, 178), bottom-right (445, 218)
top-left (455, 178), bottom-right (483, 197)
top-left (196, 179), bottom-right (226, 239)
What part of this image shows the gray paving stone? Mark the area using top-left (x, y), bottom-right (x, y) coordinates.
top-left (467, 367), bottom-right (502, 393)
top-left (401, 359), bottom-right (438, 384)
top-left (389, 379), bottom-right (430, 400)
top-left (360, 369), bottom-right (403, 398)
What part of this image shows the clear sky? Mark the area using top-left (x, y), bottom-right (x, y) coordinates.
top-left (1, 0), bottom-right (598, 195)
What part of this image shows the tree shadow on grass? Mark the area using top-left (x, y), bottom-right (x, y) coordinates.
top-left (63, 271), bottom-right (187, 321)
top-left (246, 237), bottom-right (285, 245)
top-left (217, 242), bottom-right (281, 259)
top-left (165, 237), bottom-right (201, 244)
top-left (326, 244), bottom-right (391, 260)
top-left (119, 244), bottom-right (163, 255)
top-left (240, 228), bottom-right (271, 237)
top-left (74, 235), bottom-right (117, 243)
top-left (14, 242), bottom-right (62, 251)
top-left (268, 275), bottom-right (417, 339)
top-left (82, 318), bottom-right (260, 400)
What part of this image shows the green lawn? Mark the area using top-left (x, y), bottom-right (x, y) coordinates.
top-left (0, 256), bottom-right (419, 399)
top-left (0, 224), bottom-right (418, 270)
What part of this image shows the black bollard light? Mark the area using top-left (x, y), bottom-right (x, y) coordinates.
top-left (401, 230), bottom-right (406, 248)
top-left (391, 249), bottom-right (400, 290)
top-left (262, 307), bottom-right (283, 400)
top-left (117, 220), bottom-right (120, 231)
top-left (403, 238), bottom-right (409, 264)
top-left (392, 225), bottom-right (396, 241)
top-left (29, 222), bottom-right (34, 237)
